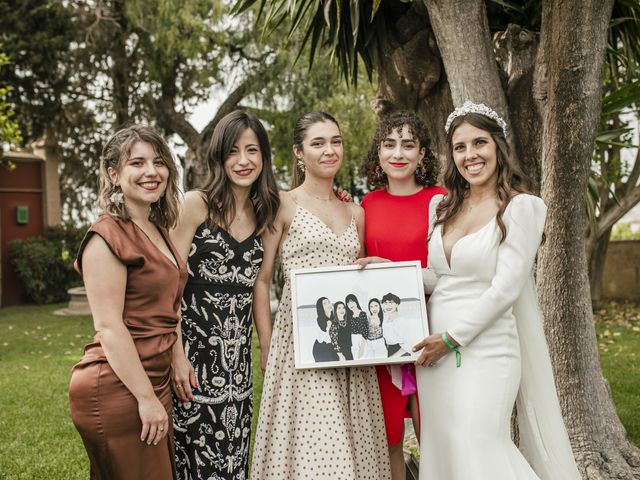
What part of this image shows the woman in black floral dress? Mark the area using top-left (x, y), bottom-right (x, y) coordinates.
top-left (170, 110), bottom-right (279, 480)
top-left (345, 293), bottom-right (369, 359)
top-left (330, 301), bottom-right (353, 360)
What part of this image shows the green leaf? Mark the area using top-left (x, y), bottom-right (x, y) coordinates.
top-left (371, 0), bottom-right (382, 21)
top-left (601, 80), bottom-right (640, 115)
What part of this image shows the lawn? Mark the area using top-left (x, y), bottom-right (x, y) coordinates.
top-left (0, 302), bottom-right (637, 479)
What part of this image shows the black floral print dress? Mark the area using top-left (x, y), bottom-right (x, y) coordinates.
top-left (173, 223), bottom-right (263, 480)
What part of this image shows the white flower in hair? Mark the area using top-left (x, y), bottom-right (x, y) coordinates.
top-left (444, 101), bottom-right (508, 137)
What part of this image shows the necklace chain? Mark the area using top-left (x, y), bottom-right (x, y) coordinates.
top-left (301, 187), bottom-right (334, 202)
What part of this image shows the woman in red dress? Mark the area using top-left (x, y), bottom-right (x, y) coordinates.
top-left (357, 110), bottom-right (446, 480)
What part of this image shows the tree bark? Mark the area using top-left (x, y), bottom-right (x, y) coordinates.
top-left (424, 0), bottom-right (511, 126)
top-left (494, 25), bottom-right (542, 194)
top-left (536, 1), bottom-right (640, 478)
top-left (372, 1), bottom-right (452, 164)
top-left (111, 0), bottom-right (129, 128)
top-left (588, 227), bottom-right (612, 306)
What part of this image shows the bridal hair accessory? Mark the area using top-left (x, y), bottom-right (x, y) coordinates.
top-left (109, 188), bottom-right (124, 205)
top-left (444, 101), bottom-right (508, 137)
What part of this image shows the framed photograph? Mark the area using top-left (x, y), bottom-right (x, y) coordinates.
top-left (290, 260), bottom-right (429, 369)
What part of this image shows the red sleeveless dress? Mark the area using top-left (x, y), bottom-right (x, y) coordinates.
top-left (362, 186), bottom-right (446, 444)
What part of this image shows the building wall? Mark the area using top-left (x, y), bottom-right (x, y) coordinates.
top-left (602, 240), bottom-right (640, 301)
top-left (0, 156), bottom-right (45, 306)
top-left (33, 135), bottom-right (62, 227)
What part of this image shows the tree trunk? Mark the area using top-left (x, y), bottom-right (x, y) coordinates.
top-left (494, 25), bottom-right (543, 194)
top-left (588, 228), bottom-right (612, 306)
top-left (111, 0), bottom-right (129, 128)
top-left (373, 3), bottom-right (542, 186)
top-left (536, 1), bottom-right (640, 478)
top-left (372, 1), bottom-right (452, 164)
top-left (424, 0), bottom-right (511, 126)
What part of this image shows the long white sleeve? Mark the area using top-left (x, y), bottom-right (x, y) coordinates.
top-left (447, 195), bottom-right (547, 347)
top-left (422, 193), bottom-right (445, 295)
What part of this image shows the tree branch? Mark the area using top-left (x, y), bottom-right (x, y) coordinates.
top-left (198, 62), bottom-right (275, 146)
top-left (596, 184), bottom-right (640, 239)
top-left (153, 83), bottom-right (201, 150)
top-left (621, 145), bottom-right (640, 196)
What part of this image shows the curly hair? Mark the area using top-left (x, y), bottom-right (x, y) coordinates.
top-left (434, 112), bottom-right (529, 242)
top-left (98, 124), bottom-right (181, 229)
top-left (363, 110), bottom-right (440, 190)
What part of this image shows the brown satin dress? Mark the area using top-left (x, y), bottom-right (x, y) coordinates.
top-left (69, 214), bottom-right (187, 480)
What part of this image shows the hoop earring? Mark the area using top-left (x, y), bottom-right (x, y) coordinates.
top-left (414, 165), bottom-right (427, 183)
top-left (374, 165), bottom-right (386, 182)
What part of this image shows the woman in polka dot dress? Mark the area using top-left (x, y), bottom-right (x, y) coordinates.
top-left (250, 112), bottom-right (392, 479)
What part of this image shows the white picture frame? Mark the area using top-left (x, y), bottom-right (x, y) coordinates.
top-left (290, 260), bottom-right (429, 369)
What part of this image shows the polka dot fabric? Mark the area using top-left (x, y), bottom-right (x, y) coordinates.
top-left (251, 205), bottom-right (391, 479)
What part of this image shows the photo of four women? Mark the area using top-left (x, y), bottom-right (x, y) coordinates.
top-left (69, 102), bottom-right (581, 480)
top-left (312, 292), bottom-right (416, 363)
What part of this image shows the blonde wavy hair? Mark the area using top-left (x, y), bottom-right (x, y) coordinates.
top-left (98, 125), bottom-right (181, 229)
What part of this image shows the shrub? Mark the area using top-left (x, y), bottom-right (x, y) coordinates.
top-left (611, 222), bottom-right (640, 241)
top-left (9, 224), bottom-right (88, 304)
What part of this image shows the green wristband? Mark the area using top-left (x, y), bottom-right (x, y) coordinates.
top-left (441, 332), bottom-right (457, 350)
top-left (441, 332), bottom-right (462, 368)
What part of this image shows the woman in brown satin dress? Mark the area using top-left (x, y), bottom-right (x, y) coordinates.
top-left (69, 125), bottom-right (187, 479)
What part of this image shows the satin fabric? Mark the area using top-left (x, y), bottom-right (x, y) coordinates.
top-left (418, 194), bottom-right (580, 480)
top-left (69, 215), bottom-right (187, 480)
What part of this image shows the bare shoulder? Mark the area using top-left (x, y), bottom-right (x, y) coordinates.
top-left (180, 190), bottom-right (209, 224)
top-left (277, 190), bottom-right (298, 223)
top-left (184, 190), bottom-right (208, 212)
top-left (349, 202), bottom-right (365, 223)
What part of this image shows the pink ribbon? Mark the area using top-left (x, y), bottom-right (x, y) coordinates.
top-left (388, 364), bottom-right (417, 396)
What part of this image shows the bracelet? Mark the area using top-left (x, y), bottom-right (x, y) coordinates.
top-left (441, 332), bottom-right (462, 368)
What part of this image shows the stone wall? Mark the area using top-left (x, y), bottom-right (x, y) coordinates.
top-left (602, 240), bottom-right (640, 301)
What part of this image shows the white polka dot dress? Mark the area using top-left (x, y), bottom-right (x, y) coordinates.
top-left (251, 205), bottom-right (391, 479)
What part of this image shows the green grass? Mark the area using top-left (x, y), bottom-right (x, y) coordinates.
top-left (0, 304), bottom-right (94, 479)
top-left (0, 302), bottom-right (637, 478)
top-left (595, 301), bottom-right (640, 445)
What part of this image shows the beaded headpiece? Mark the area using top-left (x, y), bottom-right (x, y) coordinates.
top-left (444, 101), bottom-right (508, 137)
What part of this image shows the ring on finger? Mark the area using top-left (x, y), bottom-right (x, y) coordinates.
top-left (159, 426), bottom-right (165, 432)
top-left (177, 385), bottom-right (183, 389)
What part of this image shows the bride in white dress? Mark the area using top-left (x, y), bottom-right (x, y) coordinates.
top-left (414, 102), bottom-right (581, 480)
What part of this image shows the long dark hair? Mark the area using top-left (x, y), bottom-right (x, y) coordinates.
top-left (345, 293), bottom-right (362, 322)
top-left (333, 301), bottom-right (347, 327)
top-left (363, 110), bottom-right (440, 190)
top-left (435, 112), bottom-right (529, 242)
top-left (291, 111), bottom-right (340, 188)
top-left (316, 297), bottom-right (333, 332)
top-left (368, 298), bottom-right (384, 327)
top-left (200, 110), bottom-right (280, 235)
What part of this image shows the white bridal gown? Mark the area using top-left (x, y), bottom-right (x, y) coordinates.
top-left (418, 194), bottom-right (581, 480)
